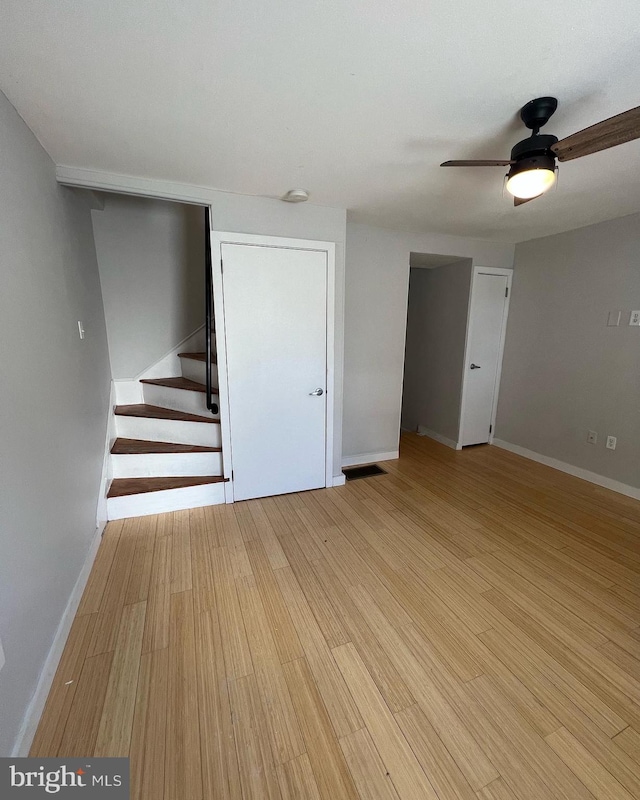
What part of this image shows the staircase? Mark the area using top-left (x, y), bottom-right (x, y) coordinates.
top-left (106, 350), bottom-right (228, 519)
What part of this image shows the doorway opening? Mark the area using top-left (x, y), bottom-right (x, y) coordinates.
top-left (86, 192), bottom-right (226, 518)
top-left (401, 254), bottom-right (511, 450)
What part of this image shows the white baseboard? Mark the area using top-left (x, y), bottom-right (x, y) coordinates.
top-left (11, 523), bottom-right (105, 756)
top-left (492, 439), bottom-right (640, 501)
top-left (332, 475), bottom-right (346, 486)
top-left (417, 426), bottom-right (462, 451)
top-left (342, 450), bottom-right (399, 468)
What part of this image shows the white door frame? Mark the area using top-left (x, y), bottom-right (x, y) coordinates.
top-left (210, 231), bottom-right (336, 503)
top-left (458, 265), bottom-right (513, 447)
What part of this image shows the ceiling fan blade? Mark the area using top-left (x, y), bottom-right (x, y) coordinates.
top-left (440, 159), bottom-right (514, 167)
top-left (551, 106), bottom-right (640, 162)
top-left (514, 194), bottom-right (541, 206)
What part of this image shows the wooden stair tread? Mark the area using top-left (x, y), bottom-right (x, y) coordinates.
top-left (111, 438), bottom-right (221, 455)
top-left (108, 476), bottom-right (228, 498)
top-left (114, 404), bottom-right (219, 424)
top-left (140, 377), bottom-right (217, 394)
top-left (178, 351), bottom-right (217, 364)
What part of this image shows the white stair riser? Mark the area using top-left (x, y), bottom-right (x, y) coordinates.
top-left (112, 451), bottom-right (223, 478)
top-left (142, 383), bottom-right (217, 415)
top-left (180, 359), bottom-right (218, 386)
top-left (107, 482), bottom-right (226, 520)
top-left (115, 415), bottom-right (221, 447)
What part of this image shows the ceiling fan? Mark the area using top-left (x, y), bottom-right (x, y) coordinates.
top-left (441, 97), bottom-right (640, 206)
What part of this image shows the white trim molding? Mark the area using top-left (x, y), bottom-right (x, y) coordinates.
top-left (492, 439), bottom-right (640, 501)
top-left (57, 167), bottom-right (220, 206)
top-left (417, 426), bottom-right (462, 450)
top-left (12, 523), bottom-right (105, 756)
top-left (342, 450), bottom-right (399, 467)
top-left (332, 474), bottom-right (347, 486)
top-left (56, 167), bottom-right (341, 215)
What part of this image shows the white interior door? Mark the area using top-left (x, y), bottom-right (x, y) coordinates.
top-left (221, 242), bottom-right (328, 501)
top-left (461, 271), bottom-right (510, 446)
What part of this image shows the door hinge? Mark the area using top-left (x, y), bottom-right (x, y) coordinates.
top-left (505, 286), bottom-right (509, 298)
top-left (489, 424), bottom-right (493, 434)
top-left (220, 258), bottom-right (224, 273)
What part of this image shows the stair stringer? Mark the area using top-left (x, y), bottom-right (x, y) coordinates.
top-left (113, 326), bottom-right (207, 405)
top-left (138, 326), bottom-right (207, 380)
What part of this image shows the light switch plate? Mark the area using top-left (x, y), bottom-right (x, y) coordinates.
top-left (607, 311), bottom-right (621, 327)
top-left (629, 311), bottom-right (640, 326)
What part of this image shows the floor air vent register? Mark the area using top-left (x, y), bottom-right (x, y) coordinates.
top-left (342, 464), bottom-right (387, 481)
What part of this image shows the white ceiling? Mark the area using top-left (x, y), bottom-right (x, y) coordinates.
top-left (2, 0), bottom-right (640, 242)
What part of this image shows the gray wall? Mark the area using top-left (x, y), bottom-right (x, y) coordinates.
top-left (0, 91), bottom-right (111, 754)
top-left (497, 213), bottom-right (640, 489)
top-left (92, 196), bottom-right (204, 379)
top-left (402, 261), bottom-right (473, 442)
top-left (344, 223), bottom-right (514, 460)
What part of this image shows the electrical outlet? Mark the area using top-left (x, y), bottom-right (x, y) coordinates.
top-left (606, 435), bottom-right (617, 450)
top-left (629, 311), bottom-right (640, 326)
top-left (587, 430), bottom-right (597, 444)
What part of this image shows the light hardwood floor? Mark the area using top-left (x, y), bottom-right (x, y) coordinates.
top-left (31, 434), bottom-right (640, 799)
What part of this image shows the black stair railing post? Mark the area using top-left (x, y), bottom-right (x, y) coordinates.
top-left (204, 207), bottom-right (218, 415)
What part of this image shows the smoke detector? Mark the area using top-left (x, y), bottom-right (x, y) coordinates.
top-left (281, 189), bottom-right (309, 203)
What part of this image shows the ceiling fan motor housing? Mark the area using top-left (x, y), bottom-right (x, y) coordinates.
top-left (509, 133), bottom-right (558, 178)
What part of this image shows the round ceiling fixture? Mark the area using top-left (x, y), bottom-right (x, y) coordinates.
top-left (281, 189), bottom-right (310, 203)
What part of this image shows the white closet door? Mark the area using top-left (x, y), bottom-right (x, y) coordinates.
top-left (461, 273), bottom-right (509, 446)
top-left (221, 242), bottom-right (328, 500)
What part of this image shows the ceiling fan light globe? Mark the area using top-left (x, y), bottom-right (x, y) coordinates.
top-left (506, 167), bottom-right (556, 199)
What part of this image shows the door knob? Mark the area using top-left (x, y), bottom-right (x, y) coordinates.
top-left (309, 388), bottom-right (324, 396)
top-left (470, 364), bottom-right (481, 369)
